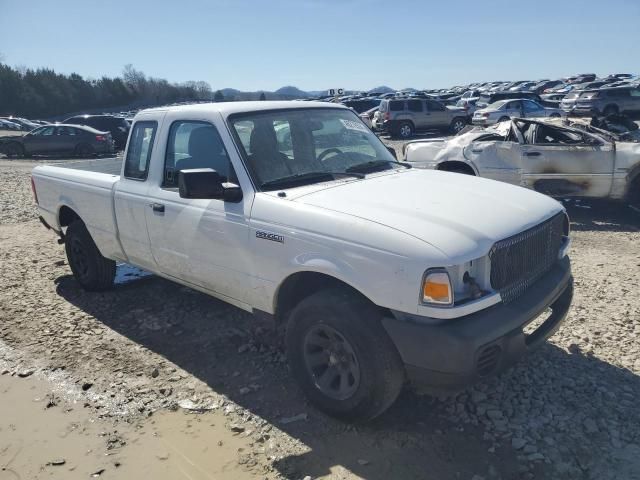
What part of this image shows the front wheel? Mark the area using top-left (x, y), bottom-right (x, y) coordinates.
top-left (65, 220), bottom-right (115, 291)
top-left (498, 116), bottom-right (510, 123)
top-left (4, 142), bottom-right (24, 158)
top-left (285, 288), bottom-right (405, 422)
top-left (603, 105), bottom-right (619, 116)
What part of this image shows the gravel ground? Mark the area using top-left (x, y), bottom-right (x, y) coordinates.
top-left (0, 155), bottom-right (639, 479)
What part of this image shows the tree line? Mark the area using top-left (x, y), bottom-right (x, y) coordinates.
top-left (0, 63), bottom-right (220, 119)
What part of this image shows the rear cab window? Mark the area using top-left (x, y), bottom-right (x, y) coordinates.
top-left (123, 121), bottom-right (157, 180)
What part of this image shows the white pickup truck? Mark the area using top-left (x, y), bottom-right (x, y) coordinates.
top-left (32, 101), bottom-right (573, 421)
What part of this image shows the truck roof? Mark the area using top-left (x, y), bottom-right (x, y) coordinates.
top-left (139, 100), bottom-right (347, 117)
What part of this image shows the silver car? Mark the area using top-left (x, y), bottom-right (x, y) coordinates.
top-left (472, 99), bottom-right (563, 126)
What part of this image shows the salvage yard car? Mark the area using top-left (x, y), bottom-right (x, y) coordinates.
top-left (63, 114), bottom-right (131, 149)
top-left (472, 99), bottom-right (563, 126)
top-left (404, 118), bottom-right (640, 202)
top-left (372, 98), bottom-right (468, 138)
top-left (32, 101), bottom-right (573, 421)
top-left (573, 86), bottom-right (640, 116)
top-left (0, 124), bottom-right (114, 158)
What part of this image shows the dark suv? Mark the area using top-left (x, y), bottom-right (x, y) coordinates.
top-left (63, 115), bottom-right (130, 148)
top-left (372, 98), bottom-right (468, 138)
top-left (574, 86), bottom-right (640, 116)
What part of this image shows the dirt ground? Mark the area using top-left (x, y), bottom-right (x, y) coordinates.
top-left (0, 154), bottom-right (639, 480)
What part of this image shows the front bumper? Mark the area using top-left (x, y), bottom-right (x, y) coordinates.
top-left (574, 106), bottom-right (599, 116)
top-left (472, 118), bottom-right (491, 126)
top-left (382, 256), bottom-right (573, 392)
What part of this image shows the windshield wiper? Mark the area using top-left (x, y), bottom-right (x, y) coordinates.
top-left (346, 160), bottom-right (411, 174)
top-left (261, 171), bottom-right (364, 191)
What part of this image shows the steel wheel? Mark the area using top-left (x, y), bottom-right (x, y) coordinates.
top-left (303, 324), bottom-right (361, 401)
top-left (68, 236), bottom-right (90, 282)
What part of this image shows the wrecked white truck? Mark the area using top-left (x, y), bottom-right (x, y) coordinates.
top-left (404, 118), bottom-right (640, 203)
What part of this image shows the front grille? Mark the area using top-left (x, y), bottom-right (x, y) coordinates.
top-left (489, 213), bottom-right (565, 303)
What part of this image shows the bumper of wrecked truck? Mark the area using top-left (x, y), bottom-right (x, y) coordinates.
top-left (381, 256), bottom-right (573, 393)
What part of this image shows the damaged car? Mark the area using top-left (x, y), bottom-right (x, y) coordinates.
top-left (403, 118), bottom-right (640, 203)
top-left (472, 99), bottom-right (563, 126)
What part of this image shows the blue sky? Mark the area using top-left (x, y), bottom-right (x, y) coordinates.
top-left (1, 0), bottom-right (638, 91)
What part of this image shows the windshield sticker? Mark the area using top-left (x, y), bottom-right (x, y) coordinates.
top-left (340, 119), bottom-right (369, 133)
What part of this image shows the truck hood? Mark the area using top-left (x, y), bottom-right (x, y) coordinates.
top-left (291, 169), bottom-right (563, 261)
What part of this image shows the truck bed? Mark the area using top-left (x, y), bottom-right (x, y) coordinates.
top-left (51, 157), bottom-right (123, 176)
top-left (32, 158), bottom-right (126, 262)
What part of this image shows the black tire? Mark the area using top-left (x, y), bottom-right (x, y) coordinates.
top-left (626, 175), bottom-right (640, 208)
top-left (603, 105), bottom-right (619, 116)
top-left (498, 116), bottom-right (510, 123)
top-left (75, 143), bottom-right (94, 157)
top-left (285, 288), bottom-right (405, 422)
top-left (396, 121), bottom-right (414, 139)
top-left (550, 113), bottom-right (561, 118)
top-left (65, 220), bottom-right (115, 291)
top-left (441, 166), bottom-right (475, 175)
top-left (4, 142), bottom-right (24, 158)
top-left (450, 117), bottom-right (467, 134)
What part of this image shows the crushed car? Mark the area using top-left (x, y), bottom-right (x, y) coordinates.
top-left (403, 118), bottom-right (640, 203)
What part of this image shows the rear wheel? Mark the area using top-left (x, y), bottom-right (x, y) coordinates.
top-left (396, 121), bottom-right (414, 139)
top-left (4, 142), bottom-right (24, 158)
top-left (285, 288), bottom-right (405, 422)
top-left (450, 117), bottom-right (467, 134)
top-left (65, 220), bottom-right (115, 291)
top-left (75, 143), bottom-right (94, 157)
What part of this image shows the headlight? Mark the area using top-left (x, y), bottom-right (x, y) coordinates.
top-left (421, 269), bottom-right (453, 306)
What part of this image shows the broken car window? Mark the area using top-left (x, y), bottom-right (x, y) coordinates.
top-left (534, 125), bottom-right (584, 145)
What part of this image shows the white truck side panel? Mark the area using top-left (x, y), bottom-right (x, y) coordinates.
top-left (32, 167), bottom-right (125, 260)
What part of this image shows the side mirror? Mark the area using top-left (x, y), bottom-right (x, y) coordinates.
top-left (178, 168), bottom-right (242, 202)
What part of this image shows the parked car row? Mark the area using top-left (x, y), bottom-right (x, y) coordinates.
top-left (0, 124), bottom-right (115, 158)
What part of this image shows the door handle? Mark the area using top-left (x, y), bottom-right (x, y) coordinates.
top-left (524, 152), bottom-right (541, 157)
top-left (471, 149), bottom-right (484, 153)
top-left (150, 203), bottom-right (165, 213)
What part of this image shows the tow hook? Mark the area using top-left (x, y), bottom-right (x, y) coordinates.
top-left (463, 272), bottom-right (484, 300)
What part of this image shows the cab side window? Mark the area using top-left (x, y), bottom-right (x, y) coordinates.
top-left (124, 121), bottom-right (157, 180)
top-left (425, 100), bottom-right (445, 111)
top-left (163, 121), bottom-right (232, 188)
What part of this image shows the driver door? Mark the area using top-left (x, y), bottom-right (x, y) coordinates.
top-left (24, 126), bottom-right (55, 154)
top-left (521, 100), bottom-right (546, 119)
top-left (520, 124), bottom-right (614, 197)
top-left (144, 117), bottom-right (253, 304)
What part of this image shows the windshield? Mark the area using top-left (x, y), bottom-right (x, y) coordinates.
top-left (229, 108), bottom-right (401, 191)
